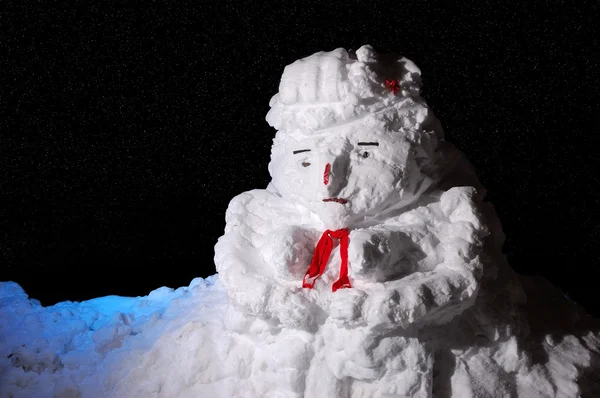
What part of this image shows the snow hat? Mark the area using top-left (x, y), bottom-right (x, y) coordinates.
top-left (265, 45), bottom-right (427, 133)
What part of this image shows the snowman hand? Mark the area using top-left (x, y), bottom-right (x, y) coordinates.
top-left (262, 226), bottom-right (320, 282)
top-left (348, 228), bottom-right (425, 282)
top-left (329, 288), bottom-right (367, 325)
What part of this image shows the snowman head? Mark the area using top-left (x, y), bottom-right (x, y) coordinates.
top-left (266, 45), bottom-right (443, 229)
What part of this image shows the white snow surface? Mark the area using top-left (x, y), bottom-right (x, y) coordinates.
top-left (2, 45), bottom-right (600, 397)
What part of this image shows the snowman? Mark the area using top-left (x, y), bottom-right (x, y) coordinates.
top-left (214, 45), bottom-right (493, 397)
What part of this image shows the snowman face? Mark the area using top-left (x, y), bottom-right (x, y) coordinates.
top-left (269, 127), bottom-right (414, 229)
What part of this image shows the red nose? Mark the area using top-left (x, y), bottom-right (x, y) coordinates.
top-left (323, 163), bottom-right (331, 185)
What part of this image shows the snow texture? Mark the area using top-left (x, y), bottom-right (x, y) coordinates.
top-left (2, 45), bottom-right (600, 397)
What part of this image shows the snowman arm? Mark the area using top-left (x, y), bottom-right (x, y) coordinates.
top-left (349, 187), bottom-right (489, 329)
top-left (358, 262), bottom-right (481, 330)
top-left (348, 228), bottom-right (426, 283)
top-left (223, 188), bottom-right (316, 248)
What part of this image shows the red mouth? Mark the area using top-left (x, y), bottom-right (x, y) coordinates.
top-left (323, 198), bottom-right (348, 204)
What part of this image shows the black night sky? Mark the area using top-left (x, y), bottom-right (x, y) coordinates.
top-left (2, 1), bottom-right (599, 316)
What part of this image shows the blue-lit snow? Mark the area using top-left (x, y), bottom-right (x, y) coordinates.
top-left (0, 275), bottom-right (225, 397)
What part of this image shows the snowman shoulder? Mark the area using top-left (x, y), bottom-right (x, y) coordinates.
top-left (224, 188), bottom-right (314, 241)
top-left (381, 187), bottom-right (486, 231)
top-left (370, 188), bottom-right (488, 264)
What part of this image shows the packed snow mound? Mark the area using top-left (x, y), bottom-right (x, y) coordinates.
top-left (0, 276), bottom-right (227, 397)
top-left (2, 45), bottom-right (600, 397)
top-left (1, 276), bottom-right (600, 397)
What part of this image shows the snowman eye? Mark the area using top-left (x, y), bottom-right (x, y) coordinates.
top-left (357, 141), bottom-right (378, 159)
top-left (302, 161), bottom-right (311, 167)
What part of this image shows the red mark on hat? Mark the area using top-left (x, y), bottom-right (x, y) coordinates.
top-left (385, 79), bottom-right (400, 95)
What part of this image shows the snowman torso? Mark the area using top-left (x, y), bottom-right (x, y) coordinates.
top-left (214, 45), bottom-right (491, 331)
top-left (215, 182), bottom-right (488, 331)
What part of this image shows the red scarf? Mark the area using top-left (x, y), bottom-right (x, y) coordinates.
top-left (302, 228), bottom-right (352, 292)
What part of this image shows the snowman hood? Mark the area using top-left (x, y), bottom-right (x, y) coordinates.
top-left (266, 44), bottom-right (441, 136)
top-left (265, 45), bottom-right (448, 227)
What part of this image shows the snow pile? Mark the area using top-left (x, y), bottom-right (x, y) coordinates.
top-left (0, 276), bottom-right (227, 397)
top-left (2, 45), bottom-right (600, 397)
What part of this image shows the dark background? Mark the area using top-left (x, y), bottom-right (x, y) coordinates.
top-left (2, 1), bottom-right (599, 315)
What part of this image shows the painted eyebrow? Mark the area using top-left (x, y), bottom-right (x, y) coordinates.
top-left (357, 142), bottom-right (379, 146)
top-left (293, 149), bottom-right (311, 154)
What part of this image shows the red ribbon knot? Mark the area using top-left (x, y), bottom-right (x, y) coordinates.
top-left (302, 228), bottom-right (352, 292)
